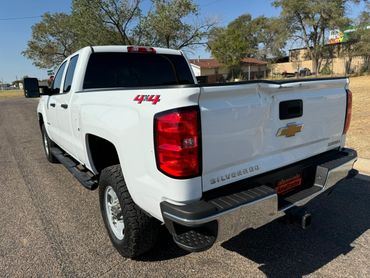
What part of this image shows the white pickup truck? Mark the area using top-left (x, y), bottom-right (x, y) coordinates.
top-left (25, 45), bottom-right (357, 258)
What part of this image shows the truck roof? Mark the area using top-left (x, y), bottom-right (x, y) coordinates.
top-left (82, 45), bottom-right (183, 56)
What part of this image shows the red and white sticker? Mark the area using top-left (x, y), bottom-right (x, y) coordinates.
top-left (134, 95), bottom-right (161, 105)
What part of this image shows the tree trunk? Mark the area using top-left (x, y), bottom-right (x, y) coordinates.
top-left (312, 57), bottom-right (319, 76)
top-left (166, 36), bottom-right (170, 48)
top-left (346, 57), bottom-right (353, 75)
top-left (364, 56), bottom-right (370, 72)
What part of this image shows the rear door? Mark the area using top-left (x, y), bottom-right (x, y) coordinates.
top-left (199, 78), bottom-right (348, 191)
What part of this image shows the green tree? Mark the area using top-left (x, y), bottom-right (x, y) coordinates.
top-left (71, 0), bottom-right (142, 47)
top-left (23, 0), bottom-right (215, 68)
top-left (208, 14), bottom-right (259, 70)
top-left (351, 4), bottom-right (370, 72)
top-left (22, 13), bottom-right (77, 68)
top-left (139, 0), bottom-right (216, 49)
top-left (208, 14), bottom-right (286, 76)
top-left (273, 0), bottom-right (360, 74)
top-left (253, 16), bottom-right (287, 60)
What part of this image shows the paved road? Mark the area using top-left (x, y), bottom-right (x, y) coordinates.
top-left (1, 97), bottom-right (370, 278)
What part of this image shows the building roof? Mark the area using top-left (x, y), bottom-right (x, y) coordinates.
top-left (189, 58), bottom-right (267, 68)
top-left (241, 57), bottom-right (268, 65)
top-left (189, 59), bottom-right (221, 68)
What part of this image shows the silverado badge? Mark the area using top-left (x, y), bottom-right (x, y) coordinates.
top-left (276, 123), bottom-right (303, 137)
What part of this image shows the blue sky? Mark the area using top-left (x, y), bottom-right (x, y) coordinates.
top-left (0, 0), bottom-right (367, 83)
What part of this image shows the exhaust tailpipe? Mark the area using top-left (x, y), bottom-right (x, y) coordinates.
top-left (285, 208), bottom-right (312, 229)
top-left (301, 212), bottom-right (312, 230)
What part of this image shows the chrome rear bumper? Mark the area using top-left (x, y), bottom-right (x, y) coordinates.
top-left (161, 148), bottom-right (357, 251)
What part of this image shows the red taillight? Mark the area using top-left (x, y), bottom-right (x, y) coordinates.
top-left (343, 89), bottom-right (352, 134)
top-left (127, 46), bottom-right (156, 53)
top-left (154, 107), bottom-right (201, 178)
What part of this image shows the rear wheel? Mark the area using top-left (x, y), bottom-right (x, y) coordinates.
top-left (99, 165), bottom-right (160, 258)
top-left (41, 124), bottom-right (58, 163)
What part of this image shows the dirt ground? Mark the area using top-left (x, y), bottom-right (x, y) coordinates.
top-left (347, 75), bottom-right (370, 159)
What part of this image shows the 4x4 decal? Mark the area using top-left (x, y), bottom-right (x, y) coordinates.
top-left (134, 95), bottom-right (161, 105)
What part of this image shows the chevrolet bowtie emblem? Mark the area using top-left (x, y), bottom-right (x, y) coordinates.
top-left (277, 123), bottom-right (304, 137)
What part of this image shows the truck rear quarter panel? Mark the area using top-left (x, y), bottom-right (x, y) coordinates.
top-left (72, 87), bottom-right (202, 221)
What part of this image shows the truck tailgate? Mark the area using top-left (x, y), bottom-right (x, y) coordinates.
top-left (199, 78), bottom-right (348, 191)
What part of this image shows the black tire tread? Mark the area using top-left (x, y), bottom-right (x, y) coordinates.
top-left (41, 124), bottom-right (59, 163)
top-left (99, 165), bottom-right (159, 258)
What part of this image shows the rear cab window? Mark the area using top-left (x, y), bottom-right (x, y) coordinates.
top-left (83, 52), bottom-right (195, 89)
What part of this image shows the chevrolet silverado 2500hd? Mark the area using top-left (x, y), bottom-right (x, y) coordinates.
top-left (26, 45), bottom-right (357, 258)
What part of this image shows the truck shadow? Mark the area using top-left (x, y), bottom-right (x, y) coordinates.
top-left (221, 176), bottom-right (370, 277)
top-left (138, 226), bottom-right (189, 261)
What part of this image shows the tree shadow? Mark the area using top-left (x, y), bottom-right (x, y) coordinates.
top-left (221, 177), bottom-right (370, 277)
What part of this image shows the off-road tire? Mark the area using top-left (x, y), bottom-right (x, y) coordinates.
top-left (99, 164), bottom-right (160, 258)
top-left (41, 124), bottom-right (59, 163)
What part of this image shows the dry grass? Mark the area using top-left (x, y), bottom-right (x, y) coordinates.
top-left (347, 75), bottom-right (370, 159)
top-left (0, 90), bottom-right (23, 98)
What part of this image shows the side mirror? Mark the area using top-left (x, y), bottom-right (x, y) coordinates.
top-left (23, 78), bottom-right (40, 98)
top-left (196, 76), bottom-right (208, 84)
top-left (39, 86), bottom-right (54, 96)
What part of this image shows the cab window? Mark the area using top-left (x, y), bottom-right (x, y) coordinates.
top-left (63, 55), bottom-right (79, 93)
top-left (52, 61), bottom-right (67, 94)
top-left (83, 52), bottom-right (194, 89)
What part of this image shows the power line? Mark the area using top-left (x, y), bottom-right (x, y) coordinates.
top-left (0, 16), bottom-right (41, 21)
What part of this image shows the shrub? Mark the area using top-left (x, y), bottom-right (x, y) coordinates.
top-left (320, 65), bottom-right (333, 75)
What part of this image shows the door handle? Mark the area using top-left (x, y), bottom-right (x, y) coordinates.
top-left (61, 104), bottom-right (68, 109)
top-left (50, 103), bottom-right (56, 107)
top-left (279, 100), bottom-right (303, 120)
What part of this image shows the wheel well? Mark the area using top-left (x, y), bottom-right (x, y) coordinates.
top-left (86, 134), bottom-right (120, 174)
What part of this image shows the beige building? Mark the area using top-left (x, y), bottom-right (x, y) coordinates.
top-left (273, 43), bottom-right (366, 75)
top-left (190, 58), bottom-right (267, 83)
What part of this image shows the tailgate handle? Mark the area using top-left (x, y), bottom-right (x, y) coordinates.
top-left (279, 100), bottom-right (303, 120)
